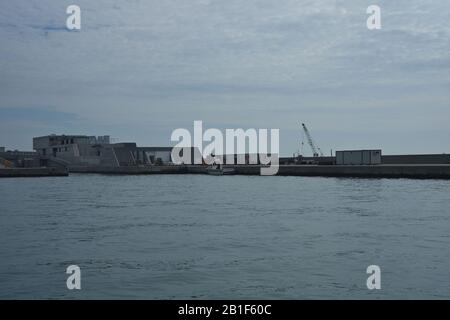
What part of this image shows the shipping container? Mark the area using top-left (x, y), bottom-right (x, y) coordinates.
top-left (336, 150), bottom-right (382, 165)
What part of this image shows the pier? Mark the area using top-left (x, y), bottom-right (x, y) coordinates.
top-left (230, 164), bottom-right (450, 179)
top-left (0, 167), bottom-right (68, 178)
top-left (3, 135), bottom-right (450, 180)
top-left (64, 164), bottom-right (450, 179)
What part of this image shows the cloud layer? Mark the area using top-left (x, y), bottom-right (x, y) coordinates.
top-left (1, 0), bottom-right (450, 154)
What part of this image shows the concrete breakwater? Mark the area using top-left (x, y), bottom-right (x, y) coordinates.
top-left (3, 164), bottom-right (449, 179)
top-left (69, 165), bottom-right (189, 174)
top-left (67, 164), bottom-right (450, 179)
top-left (0, 167), bottom-right (68, 178)
top-left (230, 164), bottom-right (450, 179)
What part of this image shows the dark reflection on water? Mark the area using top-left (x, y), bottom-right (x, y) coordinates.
top-left (1, 174), bottom-right (450, 299)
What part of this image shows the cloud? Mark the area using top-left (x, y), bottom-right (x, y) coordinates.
top-left (0, 0), bottom-right (450, 154)
top-left (0, 107), bottom-right (79, 124)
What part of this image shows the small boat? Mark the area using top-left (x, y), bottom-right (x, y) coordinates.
top-left (206, 164), bottom-right (235, 175)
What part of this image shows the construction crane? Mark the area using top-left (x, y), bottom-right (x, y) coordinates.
top-left (301, 123), bottom-right (323, 157)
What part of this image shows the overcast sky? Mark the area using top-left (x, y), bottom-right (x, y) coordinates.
top-left (1, 0), bottom-right (449, 155)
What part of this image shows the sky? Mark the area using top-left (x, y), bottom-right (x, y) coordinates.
top-left (1, 0), bottom-right (450, 156)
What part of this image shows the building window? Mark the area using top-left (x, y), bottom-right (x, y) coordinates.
top-left (65, 147), bottom-right (68, 152)
top-left (70, 138), bottom-right (74, 144)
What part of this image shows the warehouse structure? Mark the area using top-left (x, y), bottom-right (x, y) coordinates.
top-left (32, 134), bottom-right (204, 168)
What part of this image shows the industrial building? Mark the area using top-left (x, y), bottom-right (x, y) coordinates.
top-left (336, 150), bottom-right (382, 165)
top-left (32, 134), bottom-right (199, 168)
top-left (0, 148), bottom-right (40, 168)
top-left (3, 131), bottom-right (450, 179)
top-left (33, 135), bottom-right (111, 165)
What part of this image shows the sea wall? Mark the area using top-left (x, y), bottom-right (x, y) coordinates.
top-left (69, 165), bottom-right (188, 174)
top-left (230, 164), bottom-right (450, 179)
top-left (381, 154), bottom-right (450, 165)
top-left (65, 164), bottom-right (450, 179)
top-left (0, 167), bottom-right (68, 178)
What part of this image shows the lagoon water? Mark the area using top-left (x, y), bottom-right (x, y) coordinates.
top-left (1, 174), bottom-right (450, 299)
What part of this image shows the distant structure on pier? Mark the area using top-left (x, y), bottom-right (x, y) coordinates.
top-left (32, 134), bottom-right (178, 168)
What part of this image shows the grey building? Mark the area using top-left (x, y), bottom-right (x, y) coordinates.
top-left (33, 135), bottom-right (111, 166)
top-left (0, 148), bottom-right (40, 168)
top-left (32, 134), bottom-right (191, 167)
top-left (336, 150), bottom-right (382, 165)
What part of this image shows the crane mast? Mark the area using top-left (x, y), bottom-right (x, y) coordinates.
top-left (301, 123), bottom-right (323, 157)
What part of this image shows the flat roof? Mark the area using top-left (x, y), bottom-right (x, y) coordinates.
top-left (137, 147), bottom-right (173, 151)
top-left (336, 150), bottom-right (382, 152)
top-left (33, 135), bottom-right (92, 139)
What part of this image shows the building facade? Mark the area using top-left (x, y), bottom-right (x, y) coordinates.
top-left (33, 135), bottom-right (112, 166)
top-left (32, 134), bottom-right (185, 167)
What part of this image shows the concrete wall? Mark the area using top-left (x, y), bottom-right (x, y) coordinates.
top-left (99, 146), bottom-right (119, 166)
top-left (282, 154), bottom-right (450, 165)
top-left (33, 136), bottom-right (50, 151)
top-left (140, 150), bottom-right (172, 164)
top-left (229, 164), bottom-right (450, 179)
top-left (0, 167), bottom-right (68, 177)
top-left (112, 145), bottom-right (136, 166)
top-left (67, 164), bottom-right (450, 179)
top-left (382, 154), bottom-right (450, 164)
top-left (69, 165), bottom-right (186, 174)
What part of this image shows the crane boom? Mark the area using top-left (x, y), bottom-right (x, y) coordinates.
top-left (301, 123), bottom-right (323, 157)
